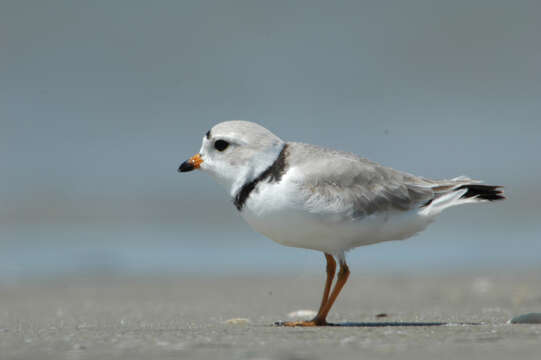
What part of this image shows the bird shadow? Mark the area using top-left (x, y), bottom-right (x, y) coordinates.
top-left (274, 321), bottom-right (481, 327)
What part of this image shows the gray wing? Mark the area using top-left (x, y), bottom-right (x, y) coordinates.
top-left (286, 142), bottom-right (470, 218)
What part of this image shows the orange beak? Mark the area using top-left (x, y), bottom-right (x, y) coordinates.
top-left (178, 153), bottom-right (203, 172)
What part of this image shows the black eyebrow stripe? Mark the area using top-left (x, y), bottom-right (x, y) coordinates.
top-left (206, 130), bottom-right (211, 139)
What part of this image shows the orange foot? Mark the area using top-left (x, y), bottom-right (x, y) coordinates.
top-left (275, 320), bottom-right (333, 327)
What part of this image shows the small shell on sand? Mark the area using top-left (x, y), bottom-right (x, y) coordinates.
top-left (287, 310), bottom-right (317, 319)
top-left (225, 318), bottom-right (251, 325)
top-left (509, 313), bottom-right (541, 324)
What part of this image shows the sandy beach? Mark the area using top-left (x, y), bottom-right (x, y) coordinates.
top-left (1, 270), bottom-right (540, 359)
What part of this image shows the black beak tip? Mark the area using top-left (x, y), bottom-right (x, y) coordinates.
top-left (178, 161), bottom-right (194, 173)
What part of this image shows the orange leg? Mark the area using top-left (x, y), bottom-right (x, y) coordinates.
top-left (282, 254), bottom-right (349, 327)
top-left (317, 253), bottom-right (336, 314)
top-left (314, 261), bottom-right (350, 323)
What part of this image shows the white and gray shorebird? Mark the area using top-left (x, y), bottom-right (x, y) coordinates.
top-left (178, 121), bottom-right (504, 326)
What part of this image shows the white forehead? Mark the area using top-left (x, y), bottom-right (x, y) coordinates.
top-left (208, 120), bottom-right (283, 147)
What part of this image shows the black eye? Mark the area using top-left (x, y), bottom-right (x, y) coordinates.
top-left (214, 139), bottom-right (229, 151)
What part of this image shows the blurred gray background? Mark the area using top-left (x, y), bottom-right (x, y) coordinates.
top-left (1, 0), bottom-right (540, 279)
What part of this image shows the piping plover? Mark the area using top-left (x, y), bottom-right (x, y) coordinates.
top-left (178, 121), bottom-right (504, 326)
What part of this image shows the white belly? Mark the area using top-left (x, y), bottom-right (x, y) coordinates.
top-left (240, 180), bottom-right (434, 255)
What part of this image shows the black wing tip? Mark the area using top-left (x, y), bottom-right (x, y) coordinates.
top-left (457, 184), bottom-right (506, 201)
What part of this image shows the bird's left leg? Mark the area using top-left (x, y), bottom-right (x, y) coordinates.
top-left (314, 260), bottom-right (350, 324)
top-left (280, 253), bottom-right (337, 327)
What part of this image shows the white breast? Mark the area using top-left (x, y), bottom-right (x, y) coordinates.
top-left (239, 172), bottom-right (434, 255)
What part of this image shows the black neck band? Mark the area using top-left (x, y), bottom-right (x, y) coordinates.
top-left (233, 144), bottom-right (288, 211)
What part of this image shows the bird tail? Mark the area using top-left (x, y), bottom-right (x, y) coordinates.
top-left (419, 178), bottom-right (505, 216)
top-left (455, 184), bottom-right (505, 202)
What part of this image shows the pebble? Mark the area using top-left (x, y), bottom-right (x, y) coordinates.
top-left (287, 310), bottom-right (317, 319)
top-left (510, 313), bottom-right (541, 324)
top-left (225, 318), bottom-right (251, 325)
